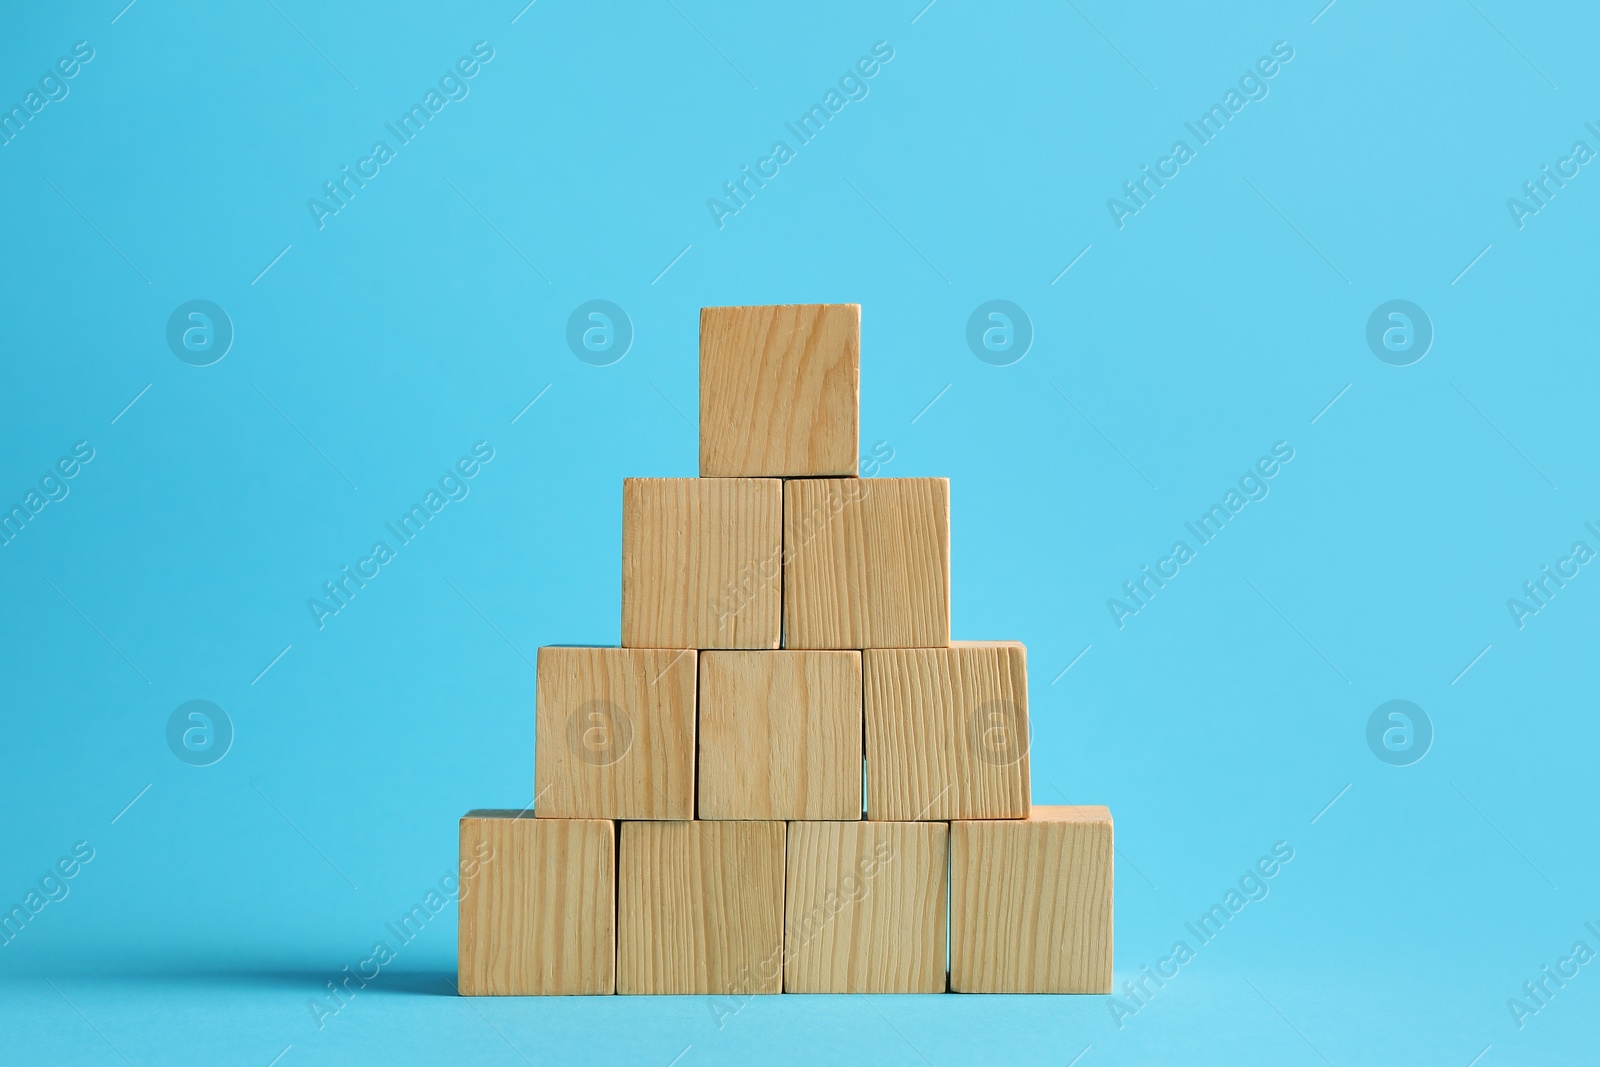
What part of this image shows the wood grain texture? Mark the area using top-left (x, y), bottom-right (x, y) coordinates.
top-left (622, 477), bottom-right (782, 649)
top-left (949, 806), bottom-right (1113, 994)
top-left (617, 821), bottom-right (786, 995)
top-left (457, 811), bottom-right (615, 996)
top-left (784, 821), bottom-right (948, 993)
top-left (697, 650), bottom-right (862, 821)
top-left (535, 647), bottom-right (696, 820)
top-left (863, 642), bottom-right (1029, 820)
top-left (783, 478), bottom-right (950, 649)
top-left (699, 303), bottom-right (859, 478)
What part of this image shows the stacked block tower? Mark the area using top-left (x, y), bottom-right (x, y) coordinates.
top-left (457, 304), bottom-right (1115, 996)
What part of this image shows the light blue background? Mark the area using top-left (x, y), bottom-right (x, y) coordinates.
top-left (2, 1), bottom-right (1596, 1063)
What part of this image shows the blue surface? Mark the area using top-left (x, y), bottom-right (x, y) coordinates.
top-left (3, 1), bottom-right (1597, 1063)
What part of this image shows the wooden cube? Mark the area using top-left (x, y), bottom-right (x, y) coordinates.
top-left (950, 806), bottom-right (1113, 993)
top-left (457, 811), bottom-right (615, 995)
top-left (617, 821), bottom-right (786, 995)
top-left (784, 821), bottom-right (947, 993)
top-left (698, 650), bottom-right (862, 820)
top-left (699, 304), bottom-right (859, 478)
top-left (622, 477), bottom-right (782, 649)
top-left (783, 478), bottom-right (950, 649)
top-left (535, 647), bottom-right (696, 820)
top-left (863, 642), bottom-right (1029, 820)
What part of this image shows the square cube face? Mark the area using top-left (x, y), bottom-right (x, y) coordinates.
top-left (457, 812), bottom-right (615, 996)
top-left (784, 822), bottom-right (948, 993)
top-left (622, 477), bottom-right (782, 649)
top-left (950, 806), bottom-right (1113, 994)
top-left (698, 651), bottom-right (862, 820)
top-left (699, 304), bottom-right (859, 478)
top-left (617, 821), bottom-right (786, 995)
top-left (864, 642), bottom-right (1029, 820)
top-left (535, 647), bottom-right (696, 820)
top-left (783, 478), bottom-right (950, 649)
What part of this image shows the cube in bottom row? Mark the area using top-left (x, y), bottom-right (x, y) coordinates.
top-left (950, 806), bottom-right (1114, 994)
top-left (456, 811), bottom-right (615, 996)
top-left (617, 821), bottom-right (786, 995)
top-left (784, 821), bottom-right (947, 993)
top-left (457, 807), bottom-right (1112, 995)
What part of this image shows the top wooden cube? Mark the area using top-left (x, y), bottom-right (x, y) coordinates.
top-left (699, 304), bottom-right (860, 478)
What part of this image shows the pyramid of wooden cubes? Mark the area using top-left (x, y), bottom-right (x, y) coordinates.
top-left (458, 303), bottom-right (1115, 996)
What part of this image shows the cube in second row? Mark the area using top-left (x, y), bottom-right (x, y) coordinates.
top-left (457, 808), bottom-right (1113, 995)
top-left (536, 644), bottom-right (1028, 821)
top-left (619, 476), bottom-right (950, 650)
